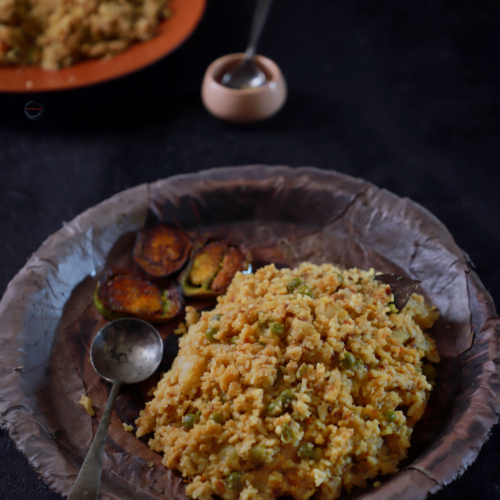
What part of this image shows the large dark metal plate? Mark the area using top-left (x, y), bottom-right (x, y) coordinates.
top-left (0, 166), bottom-right (498, 500)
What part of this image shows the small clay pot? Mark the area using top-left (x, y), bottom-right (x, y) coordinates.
top-left (201, 53), bottom-right (287, 123)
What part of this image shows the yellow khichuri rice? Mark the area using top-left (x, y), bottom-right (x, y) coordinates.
top-left (0, 0), bottom-right (171, 70)
top-left (136, 263), bottom-right (440, 500)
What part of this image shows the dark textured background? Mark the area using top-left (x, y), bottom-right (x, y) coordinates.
top-left (1, 0), bottom-right (499, 498)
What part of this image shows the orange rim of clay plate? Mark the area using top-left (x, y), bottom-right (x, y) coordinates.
top-left (0, 0), bottom-right (206, 93)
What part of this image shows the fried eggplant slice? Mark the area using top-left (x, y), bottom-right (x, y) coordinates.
top-left (180, 240), bottom-right (252, 297)
top-left (375, 273), bottom-right (421, 311)
top-left (189, 241), bottom-right (227, 287)
top-left (210, 246), bottom-right (248, 293)
top-left (95, 269), bottom-right (183, 323)
top-left (133, 223), bottom-right (192, 277)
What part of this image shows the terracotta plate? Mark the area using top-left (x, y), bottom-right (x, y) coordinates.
top-left (0, 0), bottom-right (206, 93)
top-left (0, 166), bottom-right (498, 500)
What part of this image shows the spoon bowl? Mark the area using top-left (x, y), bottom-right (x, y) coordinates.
top-left (91, 318), bottom-right (163, 384)
top-left (68, 318), bottom-right (163, 500)
top-left (219, 0), bottom-right (273, 90)
top-left (221, 58), bottom-right (267, 89)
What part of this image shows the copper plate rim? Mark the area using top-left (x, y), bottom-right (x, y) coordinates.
top-left (0, 0), bottom-right (206, 93)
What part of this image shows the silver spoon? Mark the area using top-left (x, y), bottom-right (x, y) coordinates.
top-left (222, 0), bottom-right (273, 89)
top-left (67, 318), bottom-right (163, 500)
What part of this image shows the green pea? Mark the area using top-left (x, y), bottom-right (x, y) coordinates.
top-left (226, 471), bottom-right (242, 490)
top-left (250, 443), bottom-right (267, 463)
top-left (281, 424), bottom-right (295, 443)
top-left (258, 316), bottom-right (273, 328)
top-left (385, 410), bottom-right (398, 422)
top-left (230, 336), bottom-right (238, 345)
top-left (388, 303), bottom-right (399, 314)
top-left (312, 447), bottom-right (323, 462)
top-left (182, 414), bottom-right (198, 430)
top-left (278, 389), bottom-right (295, 407)
top-left (355, 359), bottom-right (365, 369)
top-left (288, 277), bottom-right (304, 292)
top-left (342, 352), bottom-right (356, 369)
top-left (296, 284), bottom-right (314, 298)
top-left (208, 412), bottom-right (224, 424)
top-left (298, 443), bottom-right (314, 459)
top-left (205, 327), bottom-right (218, 341)
top-left (211, 314), bottom-right (222, 321)
top-left (422, 364), bottom-right (437, 381)
top-left (270, 322), bottom-right (285, 336)
top-left (267, 400), bottom-right (283, 416)
top-left (297, 363), bottom-right (308, 378)
top-left (162, 296), bottom-right (172, 316)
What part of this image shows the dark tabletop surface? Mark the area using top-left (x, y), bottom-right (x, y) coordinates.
top-left (1, 0), bottom-right (500, 499)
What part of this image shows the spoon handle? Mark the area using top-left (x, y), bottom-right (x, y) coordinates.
top-left (67, 381), bottom-right (123, 500)
top-left (245, 0), bottom-right (273, 60)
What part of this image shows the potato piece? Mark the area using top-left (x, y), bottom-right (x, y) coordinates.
top-left (79, 395), bottom-right (95, 416)
top-left (176, 354), bottom-right (206, 393)
top-left (189, 241), bottom-right (227, 286)
top-left (392, 329), bottom-right (411, 344)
